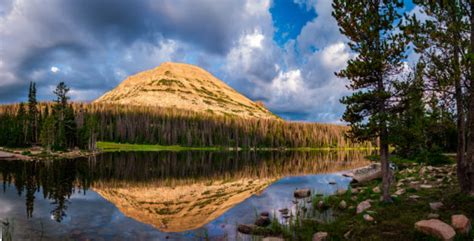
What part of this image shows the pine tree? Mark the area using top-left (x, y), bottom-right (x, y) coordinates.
top-left (332, 0), bottom-right (407, 202)
top-left (463, 0), bottom-right (474, 194)
top-left (16, 102), bottom-right (28, 146)
top-left (405, 0), bottom-right (473, 193)
top-left (389, 63), bottom-right (426, 159)
top-left (28, 81), bottom-right (38, 144)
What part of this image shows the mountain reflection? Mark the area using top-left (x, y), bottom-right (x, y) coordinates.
top-left (0, 150), bottom-right (372, 231)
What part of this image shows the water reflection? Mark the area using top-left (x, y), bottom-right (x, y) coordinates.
top-left (0, 150), bottom-right (372, 240)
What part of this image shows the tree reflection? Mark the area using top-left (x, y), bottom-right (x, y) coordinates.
top-left (0, 150), bottom-right (373, 222)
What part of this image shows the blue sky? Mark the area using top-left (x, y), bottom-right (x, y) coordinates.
top-left (0, 0), bottom-right (416, 123)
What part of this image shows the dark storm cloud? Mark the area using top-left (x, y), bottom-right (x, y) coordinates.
top-left (0, 0), bottom-right (255, 103)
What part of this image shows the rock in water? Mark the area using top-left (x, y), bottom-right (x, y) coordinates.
top-left (451, 214), bottom-right (471, 235)
top-left (350, 163), bottom-right (382, 183)
top-left (279, 208), bottom-right (289, 214)
top-left (415, 219), bottom-right (455, 241)
top-left (312, 232), bottom-right (328, 241)
top-left (237, 224), bottom-right (257, 234)
top-left (255, 216), bottom-right (271, 227)
top-left (294, 188), bottom-right (311, 198)
top-left (356, 200), bottom-right (371, 214)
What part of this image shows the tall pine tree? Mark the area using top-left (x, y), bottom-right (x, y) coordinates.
top-left (28, 81), bottom-right (38, 144)
top-left (332, 0), bottom-right (407, 201)
top-left (405, 0), bottom-right (473, 193)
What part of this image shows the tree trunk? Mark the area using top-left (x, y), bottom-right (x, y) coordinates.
top-left (380, 131), bottom-right (391, 201)
top-left (453, 39), bottom-right (468, 191)
top-left (463, 0), bottom-right (474, 194)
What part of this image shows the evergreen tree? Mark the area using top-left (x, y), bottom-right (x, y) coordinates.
top-left (389, 63), bottom-right (426, 159)
top-left (48, 82), bottom-right (76, 150)
top-left (16, 102), bottom-right (28, 147)
top-left (28, 81), bottom-right (38, 144)
top-left (404, 0), bottom-right (473, 193)
top-left (463, 0), bottom-right (474, 194)
top-left (40, 115), bottom-right (55, 151)
top-left (332, 0), bottom-right (407, 201)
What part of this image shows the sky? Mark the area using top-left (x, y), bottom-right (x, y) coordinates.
top-left (0, 0), bottom-right (416, 123)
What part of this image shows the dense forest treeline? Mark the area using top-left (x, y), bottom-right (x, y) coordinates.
top-left (0, 83), bottom-right (373, 150)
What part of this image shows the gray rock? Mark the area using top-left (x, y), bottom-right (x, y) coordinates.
top-left (415, 219), bottom-right (455, 241)
top-left (312, 232), bottom-right (328, 241)
top-left (429, 202), bottom-right (443, 211)
top-left (356, 200), bottom-right (371, 214)
top-left (294, 188), bottom-right (311, 198)
top-left (363, 214), bottom-right (374, 222)
top-left (255, 216), bottom-right (271, 227)
top-left (339, 200), bottom-right (347, 209)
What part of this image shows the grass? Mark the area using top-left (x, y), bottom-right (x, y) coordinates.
top-left (1, 218), bottom-right (14, 241)
top-left (96, 141), bottom-right (378, 152)
top-left (96, 141), bottom-right (222, 152)
top-left (262, 160), bottom-right (474, 241)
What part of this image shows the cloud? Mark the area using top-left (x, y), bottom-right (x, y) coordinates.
top-left (50, 66), bottom-right (60, 73)
top-left (0, 0), bottom-right (358, 122)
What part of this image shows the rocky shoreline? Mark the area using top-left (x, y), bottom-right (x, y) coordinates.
top-left (237, 162), bottom-right (473, 241)
top-left (0, 146), bottom-right (98, 161)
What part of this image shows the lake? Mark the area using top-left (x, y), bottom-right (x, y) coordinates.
top-left (0, 150), bottom-right (372, 241)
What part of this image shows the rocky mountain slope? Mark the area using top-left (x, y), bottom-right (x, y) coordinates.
top-left (94, 62), bottom-right (276, 119)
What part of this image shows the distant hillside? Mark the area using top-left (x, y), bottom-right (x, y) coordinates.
top-left (94, 62), bottom-right (276, 119)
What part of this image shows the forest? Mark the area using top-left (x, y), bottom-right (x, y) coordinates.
top-left (0, 82), bottom-right (374, 150)
top-left (0, 76), bottom-right (458, 157)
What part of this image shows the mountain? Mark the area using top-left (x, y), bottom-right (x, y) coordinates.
top-left (94, 62), bottom-right (276, 119)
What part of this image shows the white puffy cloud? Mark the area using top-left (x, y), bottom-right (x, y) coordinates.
top-left (0, 0), bottom-right (359, 122)
top-left (50, 66), bottom-right (60, 73)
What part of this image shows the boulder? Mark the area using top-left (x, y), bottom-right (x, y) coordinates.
top-left (279, 208), bottom-right (289, 214)
top-left (356, 200), bottom-right (371, 214)
top-left (237, 224), bottom-right (258, 234)
top-left (262, 237), bottom-right (284, 241)
top-left (255, 215), bottom-right (271, 227)
top-left (409, 195), bottom-right (420, 200)
top-left (415, 219), bottom-right (455, 241)
top-left (363, 214), bottom-right (374, 222)
top-left (350, 163), bottom-right (382, 183)
top-left (312, 232), bottom-right (328, 241)
top-left (451, 214), bottom-right (471, 235)
top-left (429, 202), bottom-right (443, 211)
top-left (260, 211), bottom-right (270, 217)
top-left (339, 200), bottom-right (347, 209)
top-left (294, 189), bottom-right (311, 198)
top-left (427, 213), bottom-right (440, 219)
top-left (420, 184), bottom-right (433, 189)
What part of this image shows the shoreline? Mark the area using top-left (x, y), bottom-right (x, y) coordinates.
top-left (241, 160), bottom-right (474, 240)
top-left (0, 142), bottom-right (376, 162)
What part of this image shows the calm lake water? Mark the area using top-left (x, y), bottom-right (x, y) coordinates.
top-left (0, 150), bottom-right (372, 241)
